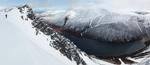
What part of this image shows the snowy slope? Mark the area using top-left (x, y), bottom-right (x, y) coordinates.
top-left (1, 5), bottom-right (150, 65)
top-left (0, 5), bottom-right (109, 65)
top-left (33, 6), bottom-right (150, 65)
top-left (0, 7), bottom-right (69, 65)
top-left (37, 8), bottom-right (150, 42)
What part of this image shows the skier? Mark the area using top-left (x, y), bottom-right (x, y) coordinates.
top-left (21, 16), bottom-right (24, 20)
top-left (25, 18), bottom-right (28, 21)
top-left (63, 16), bottom-right (68, 26)
top-left (5, 14), bottom-right (7, 18)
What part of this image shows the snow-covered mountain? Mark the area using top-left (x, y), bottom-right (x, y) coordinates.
top-left (0, 5), bottom-right (105, 65)
top-left (0, 5), bottom-right (150, 65)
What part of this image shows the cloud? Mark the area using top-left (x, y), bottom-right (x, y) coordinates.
top-left (71, 0), bottom-right (150, 11)
top-left (27, 0), bottom-right (50, 8)
top-left (27, 0), bottom-right (71, 10)
top-left (0, 6), bottom-right (5, 9)
top-left (106, 0), bottom-right (150, 11)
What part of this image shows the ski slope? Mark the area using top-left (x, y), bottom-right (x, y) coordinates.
top-left (0, 7), bottom-right (72, 65)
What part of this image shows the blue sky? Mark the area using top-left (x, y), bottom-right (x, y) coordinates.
top-left (0, 0), bottom-right (71, 9)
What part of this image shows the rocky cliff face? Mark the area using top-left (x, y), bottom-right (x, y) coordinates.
top-left (32, 17), bottom-right (88, 65)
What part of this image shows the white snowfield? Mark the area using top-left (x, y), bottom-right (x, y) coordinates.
top-left (0, 6), bottom-right (150, 65)
top-left (0, 8), bottom-right (70, 65)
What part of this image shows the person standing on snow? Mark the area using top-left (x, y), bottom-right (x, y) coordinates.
top-left (5, 14), bottom-right (7, 18)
